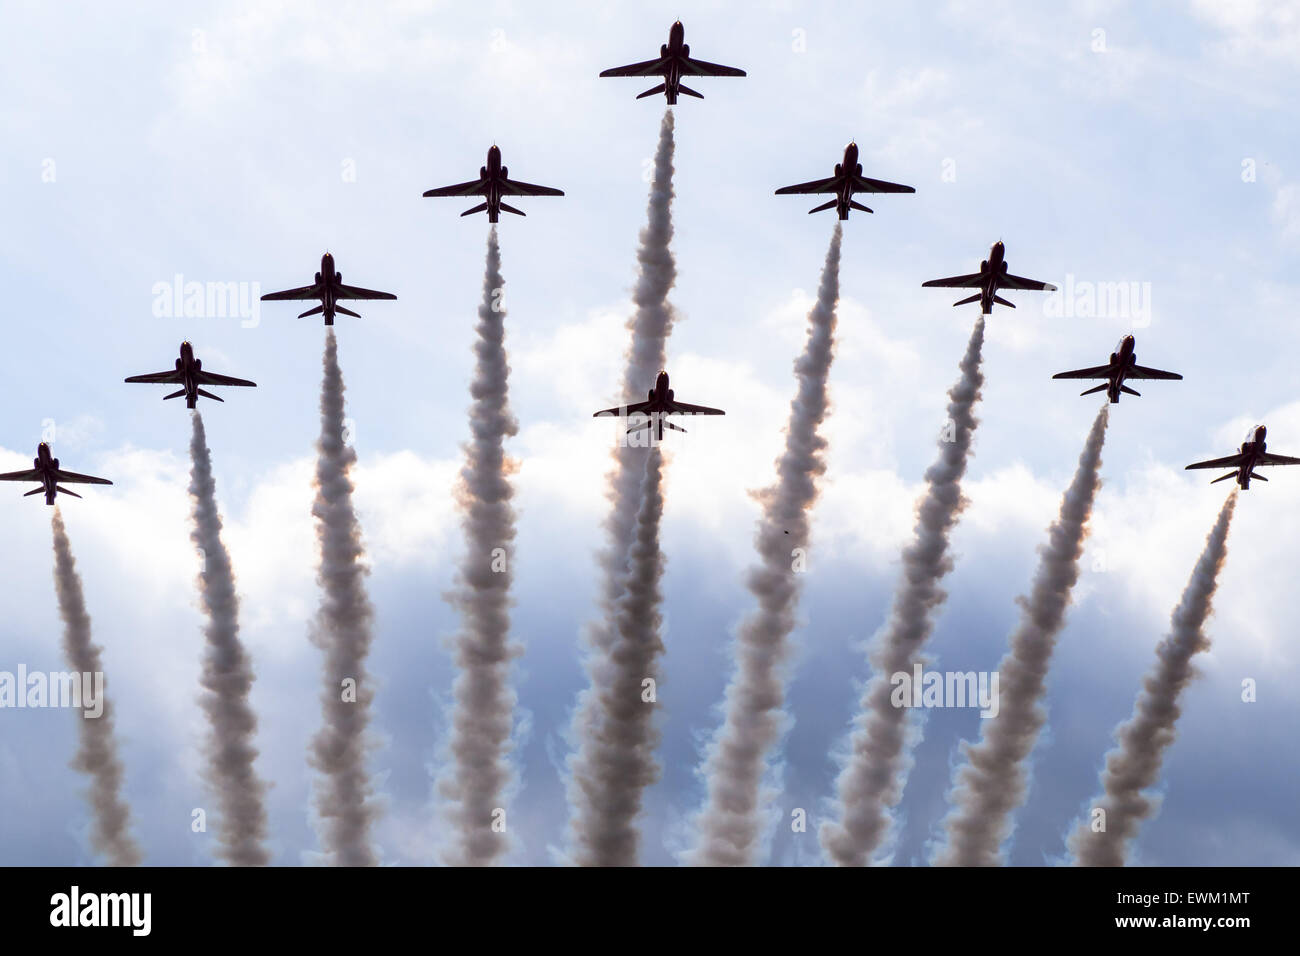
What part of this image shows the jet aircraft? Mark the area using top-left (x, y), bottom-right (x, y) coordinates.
top-left (1052, 335), bottom-right (1181, 403)
top-left (422, 146), bottom-right (563, 223)
top-left (599, 20), bottom-right (745, 104)
top-left (775, 142), bottom-right (915, 219)
top-left (923, 241), bottom-right (1056, 312)
top-left (125, 341), bottom-right (256, 408)
top-left (1186, 425), bottom-right (1300, 490)
top-left (593, 370), bottom-right (724, 442)
top-left (261, 252), bottom-right (396, 326)
top-left (0, 443), bottom-right (112, 505)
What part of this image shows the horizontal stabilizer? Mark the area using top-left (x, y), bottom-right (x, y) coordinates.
top-left (1079, 384), bottom-right (1109, 396)
top-left (952, 293), bottom-right (982, 307)
top-left (626, 420), bottom-right (652, 434)
top-left (298, 305), bottom-right (325, 318)
top-left (1250, 471), bottom-right (1268, 481)
top-left (1120, 385), bottom-right (1141, 396)
top-left (163, 388), bottom-right (187, 400)
top-left (460, 202), bottom-right (489, 217)
top-left (678, 84), bottom-right (703, 99)
top-left (636, 83), bottom-right (667, 99)
top-left (23, 487), bottom-right (44, 497)
top-left (664, 420), bottom-right (686, 432)
top-left (992, 294), bottom-right (1016, 308)
top-left (55, 486), bottom-right (82, 499)
top-left (1210, 472), bottom-right (1238, 484)
top-left (848, 200), bottom-right (874, 213)
top-left (196, 388), bottom-right (224, 402)
top-left (334, 304), bottom-right (361, 318)
top-left (500, 201), bottom-right (526, 217)
top-left (808, 199), bottom-right (838, 214)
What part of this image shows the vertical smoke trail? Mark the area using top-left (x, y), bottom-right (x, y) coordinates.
top-left (568, 449), bottom-right (667, 865)
top-left (933, 404), bottom-right (1110, 866)
top-left (188, 410), bottom-right (271, 866)
top-left (687, 223), bottom-right (842, 867)
top-left (50, 508), bottom-right (141, 867)
top-left (308, 328), bottom-right (379, 866)
top-left (438, 226), bottom-right (521, 866)
top-left (1068, 492), bottom-right (1237, 866)
top-left (567, 108), bottom-right (676, 863)
top-left (820, 315), bottom-right (987, 866)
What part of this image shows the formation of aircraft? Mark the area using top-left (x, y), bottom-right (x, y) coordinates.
top-left (261, 252), bottom-right (397, 326)
top-left (593, 370), bottom-right (724, 442)
top-left (600, 20), bottom-right (745, 104)
top-left (125, 342), bottom-right (256, 409)
top-left (1185, 426), bottom-right (1300, 490)
top-left (423, 145), bottom-right (565, 223)
top-left (923, 241), bottom-right (1057, 313)
top-left (775, 142), bottom-right (915, 220)
top-left (1052, 335), bottom-right (1182, 404)
top-left (0, 443), bottom-right (112, 506)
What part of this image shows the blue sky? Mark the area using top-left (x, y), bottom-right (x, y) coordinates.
top-left (0, 0), bottom-right (1298, 865)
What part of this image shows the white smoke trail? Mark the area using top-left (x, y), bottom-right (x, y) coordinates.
top-left (188, 410), bottom-right (271, 866)
top-left (50, 508), bottom-right (141, 867)
top-left (1068, 492), bottom-right (1237, 866)
top-left (687, 222), bottom-right (843, 867)
top-left (308, 328), bottom-right (379, 866)
top-left (567, 108), bottom-right (677, 864)
top-left (933, 404), bottom-right (1110, 866)
top-left (438, 226), bottom-right (521, 866)
top-left (821, 315), bottom-right (987, 866)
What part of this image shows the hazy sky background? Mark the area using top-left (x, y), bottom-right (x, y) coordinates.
top-left (1, 0), bottom-right (1297, 865)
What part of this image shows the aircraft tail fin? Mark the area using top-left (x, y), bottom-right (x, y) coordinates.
top-left (298, 305), bottom-right (325, 318)
top-left (678, 84), bottom-right (703, 99)
top-left (808, 199), bottom-right (838, 215)
top-left (500, 202), bottom-right (526, 217)
top-left (1120, 384), bottom-right (1141, 396)
top-left (848, 200), bottom-right (874, 214)
top-left (637, 83), bottom-right (667, 100)
top-left (334, 304), bottom-right (361, 318)
top-left (196, 388), bottom-right (224, 402)
top-left (1211, 472), bottom-right (1238, 484)
top-left (1079, 384), bottom-right (1109, 396)
top-left (23, 487), bottom-right (44, 497)
top-left (163, 388), bottom-right (187, 400)
top-left (460, 202), bottom-right (489, 217)
top-left (992, 294), bottom-right (1016, 308)
top-left (55, 486), bottom-right (82, 499)
top-left (952, 293), bottom-right (982, 307)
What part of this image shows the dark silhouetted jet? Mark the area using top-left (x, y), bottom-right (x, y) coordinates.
top-left (593, 370), bottom-right (724, 442)
top-left (1186, 425), bottom-right (1300, 490)
top-left (775, 142), bottom-right (915, 219)
top-left (125, 341), bottom-right (256, 409)
top-left (422, 146), bottom-right (564, 223)
top-left (600, 20), bottom-right (745, 104)
top-left (923, 241), bottom-right (1056, 312)
top-left (261, 252), bottom-right (396, 326)
top-left (1052, 335), bottom-right (1182, 403)
top-left (0, 443), bottom-right (111, 505)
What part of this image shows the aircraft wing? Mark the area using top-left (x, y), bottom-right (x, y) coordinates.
top-left (852, 174), bottom-right (915, 194)
top-left (1185, 454), bottom-right (1246, 471)
top-left (336, 284), bottom-right (397, 301)
top-left (774, 176), bottom-right (841, 195)
top-left (124, 370), bottom-right (184, 384)
top-left (668, 401), bottom-right (725, 415)
top-left (0, 469), bottom-right (41, 482)
top-left (1001, 272), bottom-right (1057, 291)
top-left (922, 272), bottom-right (985, 288)
top-left (1260, 452), bottom-right (1300, 466)
top-left (422, 179), bottom-right (486, 198)
top-left (600, 57), bottom-right (669, 77)
top-left (679, 56), bottom-right (746, 77)
top-left (261, 283), bottom-right (322, 301)
top-left (1128, 364), bottom-right (1183, 381)
top-left (500, 178), bottom-right (565, 197)
top-left (594, 400), bottom-right (653, 418)
top-left (53, 469), bottom-right (112, 485)
top-left (1052, 364), bottom-right (1114, 380)
top-left (196, 371), bottom-right (257, 388)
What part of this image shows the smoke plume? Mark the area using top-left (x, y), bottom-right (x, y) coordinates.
top-left (51, 508), bottom-right (141, 866)
top-left (438, 226), bottom-right (521, 866)
top-left (933, 404), bottom-right (1110, 866)
top-left (687, 222), bottom-right (843, 866)
top-left (821, 315), bottom-right (987, 866)
top-left (1068, 492), bottom-right (1237, 866)
top-left (308, 329), bottom-right (379, 866)
top-left (188, 410), bottom-right (271, 865)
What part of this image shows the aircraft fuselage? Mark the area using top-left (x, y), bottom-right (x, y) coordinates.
top-left (318, 252), bottom-right (339, 324)
top-left (33, 443), bottom-right (60, 505)
top-left (1235, 425), bottom-right (1269, 489)
top-left (1104, 335), bottom-right (1138, 403)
